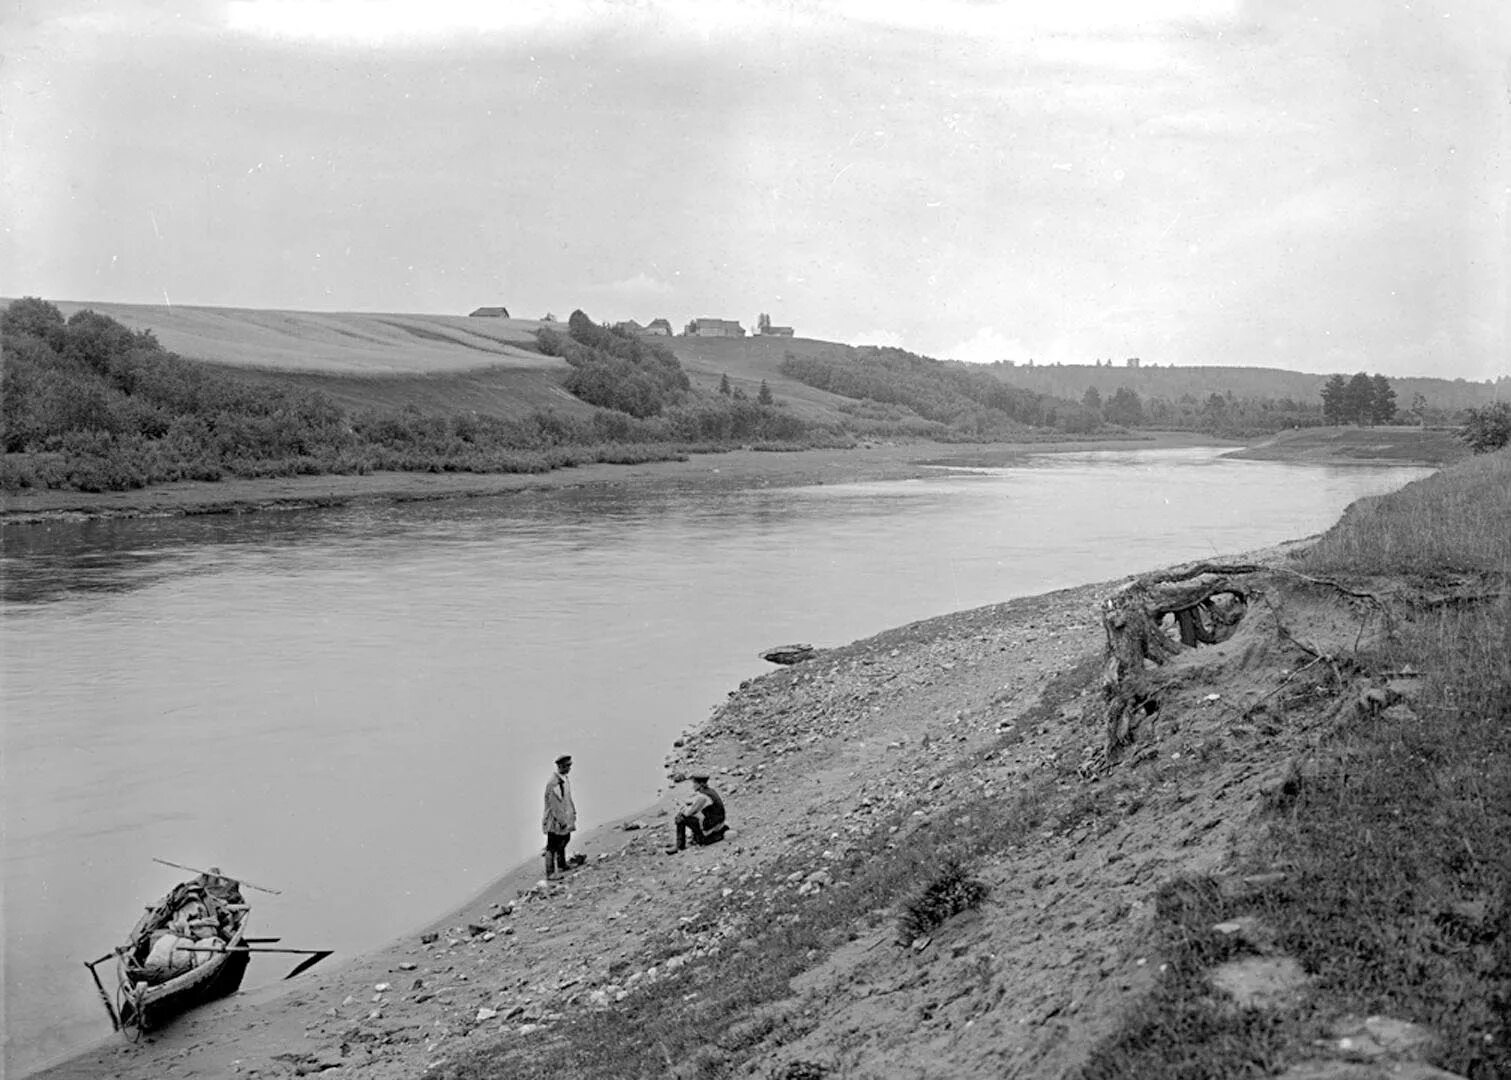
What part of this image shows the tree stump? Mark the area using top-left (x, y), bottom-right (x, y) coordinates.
top-left (1100, 562), bottom-right (1259, 760)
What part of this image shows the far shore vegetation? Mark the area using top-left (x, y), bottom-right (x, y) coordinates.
top-left (2, 297), bottom-right (1503, 495)
top-left (1, 298), bottom-right (849, 493)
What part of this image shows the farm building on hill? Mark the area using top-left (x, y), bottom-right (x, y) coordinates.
top-left (469, 306), bottom-right (511, 318)
top-left (643, 318), bottom-right (673, 336)
top-left (686, 318), bottom-right (746, 337)
top-left (756, 313), bottom-right (794, 337)
top-left (614, 319), bottom-right (647, 335)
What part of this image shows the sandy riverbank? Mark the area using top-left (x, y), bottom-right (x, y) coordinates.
top-left (29, 572), bottom-right (1121, 1080)
top-left (0, 434), bottom-right (1228, 523)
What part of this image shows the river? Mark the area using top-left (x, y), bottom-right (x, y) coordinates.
top-left (0, 447), bottom-right (1431, 1074)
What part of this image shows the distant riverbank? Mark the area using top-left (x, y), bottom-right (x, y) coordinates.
top-left (2, 427), bottom-right (1466, 527)
top-left (1221, 423), bottom-right (1468, 466)
top-left (0, 433), bottom-right (1226, 523)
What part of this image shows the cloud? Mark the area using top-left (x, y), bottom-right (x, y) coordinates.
top-left (942, 327), bottom-right (1030, 365)
top-left (1140, 107), bottom-right (1321, 141)
top-left (848, 327), bottom-right (906, 349)
top-left (603, 273), bottom-right (675, 297)
top-left (218, 0), bottom-right (1239, 50)
top-left (221, 0), bottom-right (810, 46)
top-left (838, 0), bottom-right (1238, 39)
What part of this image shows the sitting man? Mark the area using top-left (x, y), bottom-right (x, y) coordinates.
top-left (670, 771), bottom-right (727, 852)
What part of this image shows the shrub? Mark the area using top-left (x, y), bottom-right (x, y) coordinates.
top-left (896, 860), bottom-right (990, 944)
top-left (1459, 402), bottom-right (1511, 453)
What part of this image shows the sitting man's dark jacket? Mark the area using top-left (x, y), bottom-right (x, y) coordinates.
top-left (674, 775), bottom-right (727, 850)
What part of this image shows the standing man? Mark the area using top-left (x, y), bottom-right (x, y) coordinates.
top-left (669, 772), bottom-right (727, 853)
top-left (542, 754), bottom-right (576, 879)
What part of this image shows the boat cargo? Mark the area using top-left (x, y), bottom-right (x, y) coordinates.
top-left (111, 869), bottom-right (251, 1033)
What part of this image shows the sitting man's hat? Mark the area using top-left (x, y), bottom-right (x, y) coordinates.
top-left (555, 754), bottom-right (573, 766)
top-left (690, 771), bottom-right (710, 782)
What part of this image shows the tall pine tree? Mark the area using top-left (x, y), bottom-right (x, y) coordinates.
top-left (1369, 374), bottom-right (1396, 424)
top-left (1344, 372), bottom-right (1376, 424)
top-left (1321, 374), bottom-right (1348, 422)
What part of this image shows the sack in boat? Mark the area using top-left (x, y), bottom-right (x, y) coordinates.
top-left (143, 934), bottom-right (193, 978)
top-left (190, 937), bottom-right (225, 966)
top-left (144, 933), bottom-right (221, 978)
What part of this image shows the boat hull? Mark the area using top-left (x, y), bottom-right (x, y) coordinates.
top-left (114, 875), bottom-right (252, 1033)
top-left (117, 942), bottom-right (251, 1031)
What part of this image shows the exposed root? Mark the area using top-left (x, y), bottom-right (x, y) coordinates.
top-left (1099, 561), bottom-right (1260, 761)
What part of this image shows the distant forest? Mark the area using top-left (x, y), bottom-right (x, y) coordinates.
top-left (779, 347), bottom-right (1507, 440)
top-left (782, 349), bottom-right (1337, 439)
top-left (984, 359), bottom-right (1505, 430)
top-left (780, 347), bottom-right (1093, 437)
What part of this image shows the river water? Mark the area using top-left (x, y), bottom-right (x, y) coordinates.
top-left (0, 447), bottom-right (1430, 1074)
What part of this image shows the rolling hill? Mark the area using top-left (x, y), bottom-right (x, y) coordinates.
top-left (9, 299), bottom-right (1504, 424)
top-left (10, 300), bottom-right (902, 425)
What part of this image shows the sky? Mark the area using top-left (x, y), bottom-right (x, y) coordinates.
top-left (2, 0), bottom-right (1507, 379)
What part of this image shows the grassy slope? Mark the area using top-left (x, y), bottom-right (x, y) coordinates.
top-left (9, 300), bottom-right (1488, 452)
top-left (21, 300), bottom-right (870, 425)
top-left (44, 301), bottom-right (550, 374)
top-left (1227, 424), bottom-right (1471, 466)
top-left (1081, 449), bottom-right (1511, 1079)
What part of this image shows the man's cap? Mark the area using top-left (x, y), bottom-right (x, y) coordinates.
top-left (555, 754), bottom-right (573, 766)
top-left (690, 771), bottom-right (710, 782)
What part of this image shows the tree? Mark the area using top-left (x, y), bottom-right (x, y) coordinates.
top-left (1408, 392), bottom-right (1428, 426)
top-left (1082, 385), bottom-right (1103, 410)
top-left (1459, 402), bottom-right (1511, 453)
top-left (1369, 374), bottom-right (1396, 424)
top-left (1320, 374), bottom-right (1348, 422)
top-left (757, 380), bottom-right (773, 406)
top-left (1344, 372), bottom-right (1376, 425)
top-left (1105, 386), bottom-right (1143, 427)
top-left (718, 373), bottom-right (732, 396)
top-left (1, 296), bottom-right (67, 347)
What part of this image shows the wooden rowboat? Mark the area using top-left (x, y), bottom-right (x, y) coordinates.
top-left (85, 862), bottom-right (329, 1036)
top-left (110, 870), bottom-right (252, 1034)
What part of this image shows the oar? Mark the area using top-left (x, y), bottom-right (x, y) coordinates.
top-left (83, 957), bottom-right (121, 1031)
top-left (183, 945), bottom-right (334, 980)
top-left (152, 858), bottom-right (282, 895)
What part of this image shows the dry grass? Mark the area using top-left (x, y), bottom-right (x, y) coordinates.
top-left (1302, 449), bottom-right (1511, 577)
top-left (1078, 449), bottom-right (1511, 1079)
top-left (45, 301), bottom-right (554, 374)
